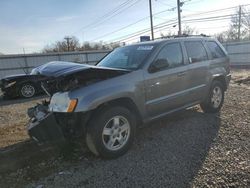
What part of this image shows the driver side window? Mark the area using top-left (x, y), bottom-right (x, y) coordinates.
top-left (152, 42), bottom-right (183, 72)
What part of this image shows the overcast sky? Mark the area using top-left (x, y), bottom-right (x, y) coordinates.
top-left (0, 0), bottom-right (248, 54)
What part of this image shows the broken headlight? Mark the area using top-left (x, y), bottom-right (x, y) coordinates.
top-left (49, 92), bottom-right (78, 112)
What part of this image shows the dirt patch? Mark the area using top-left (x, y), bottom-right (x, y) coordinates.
top-left (234, 76), bottom-right (250, 85)
top-left (0, 99), bottom-right (44, 147)
top-left (231, 69), bottom-right (250, 88)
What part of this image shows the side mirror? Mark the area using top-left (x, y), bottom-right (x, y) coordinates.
top-left (149, 59), bottom-right (169, 73)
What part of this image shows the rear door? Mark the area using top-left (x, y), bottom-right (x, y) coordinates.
top-left (183, 40), bottom-right (210, 103)
top-left (144, 42), bottom-right (189, 118)
top-left (205, 40), bottom-right (229, 72)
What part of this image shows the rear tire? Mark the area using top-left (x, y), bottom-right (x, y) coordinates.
top-left (200, 80), bottom-right (224, 113)
top-left (86, 106), bottom-right (136, 159)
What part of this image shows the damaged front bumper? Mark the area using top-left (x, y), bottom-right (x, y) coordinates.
top-left (27, 112), bottom-right (66, 143)
top-left (27, 102), bottom-right (90, 144)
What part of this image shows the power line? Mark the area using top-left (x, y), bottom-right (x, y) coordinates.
top-left (89, 7), bottom-right (177, 41)
top-left (111, 19), bottom-right (178, 42)
top-left (90, 0), bottom-right (142, 29)
top-left (156, 0), bottom-right (176, 8)
top-left (90, 17), bottom-right (149, 42)
top-left (112, 12), bottom-right (250, 43)
top-left (72, 0), bottom-right (141, 34)
top-left (95, 1), bottom-right (238, 42)
top-left (111, 4), bottom-right (250, 42)
top-left (88, 3), bottom-right (250, 44)
top-left (182, 3), bottom-right (250, 19)
top-left (184, 0), bottom-right (204, 5)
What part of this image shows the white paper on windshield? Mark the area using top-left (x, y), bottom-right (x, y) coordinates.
top-left (137, 46), bottom-right (154, 50)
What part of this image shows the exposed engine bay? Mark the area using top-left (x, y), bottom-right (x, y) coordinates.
top-left (40, 66), bottom-right (129, 96)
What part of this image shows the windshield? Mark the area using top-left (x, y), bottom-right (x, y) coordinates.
top-left (97, 44), bottom-right (155, 70)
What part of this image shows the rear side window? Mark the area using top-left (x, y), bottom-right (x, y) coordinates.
top-left (184, 41), bottom-right (208, 63)
top-left (206, 41), bottom-right (226, 59)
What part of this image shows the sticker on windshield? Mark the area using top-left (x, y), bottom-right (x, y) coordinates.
top-left (137, 46), bottom-right (154, 50)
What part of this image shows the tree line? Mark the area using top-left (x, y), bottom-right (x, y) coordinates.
top-left (215, 6), bottom-right (250, 43)
top-left (42, 37), bottom-right (122, 53)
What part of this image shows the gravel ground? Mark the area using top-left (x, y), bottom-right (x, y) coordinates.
top-left (0, 70), bottom-right (249, 188)
top-left (0, 99), bottom-right (43, 147)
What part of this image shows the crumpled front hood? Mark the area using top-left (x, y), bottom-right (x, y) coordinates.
top-left (32, 61), bottom-right (128, 77)
top-left (34, 61), bottom-right (130, 96)
top-left (2, 74), bottom-right (28, 81)
top-left (32, 61), bottom-right (92, 77)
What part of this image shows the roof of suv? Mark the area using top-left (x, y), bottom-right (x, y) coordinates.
top-left (125, 35), bottom-right (214, 47)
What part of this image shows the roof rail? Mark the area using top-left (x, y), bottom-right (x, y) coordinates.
top-left (156, 33), bottom-right (210, 40)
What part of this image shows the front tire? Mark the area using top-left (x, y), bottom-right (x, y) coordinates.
top-left (200, 80), bottom-right (224, 113)
top-left (19, 83), bottom-right (36, 98)
top-left (86, 106), bottom-right (136, 159)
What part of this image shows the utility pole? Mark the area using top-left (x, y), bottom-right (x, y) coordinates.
top-left (22, 48), bottom-right (28, 74)
top-left (149, 0), bottom-right (154, 40)
top-left (64, 36), bottom-right (72, 51)
top-left (177, 0), bottom-right (182, 36)
top-left (238, 5), bottom-right (242, 41)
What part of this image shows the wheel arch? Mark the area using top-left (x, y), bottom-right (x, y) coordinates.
top-left (212, 75), bottom-right (227, 90)
top-left (88, 97), bottom-right (143, 126)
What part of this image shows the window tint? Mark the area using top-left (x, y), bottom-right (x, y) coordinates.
top-left (206, 41), bottom-right (226, 59)
top-left (154, 42), bottom-right (183, 70)
top-left (184, 41), bottom-right (208, 63)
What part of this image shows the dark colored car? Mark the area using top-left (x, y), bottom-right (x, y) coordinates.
top-left (0, 73), bottom-right (45, 98)
top-left (0, 61), bottom-right (88, 99)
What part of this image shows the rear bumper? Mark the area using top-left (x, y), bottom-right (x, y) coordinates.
top-left (27, 113), bottom-right (66, 143)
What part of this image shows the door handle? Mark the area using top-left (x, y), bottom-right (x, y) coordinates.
top-left (177, 71), bottom-right (186, 77)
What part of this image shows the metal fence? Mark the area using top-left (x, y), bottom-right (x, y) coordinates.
top-left (0, 40), bottom-right (250, 79)
top-left (0, 50), bottom-right (110, 79)
top-left (223, 41), bottom-right (250, 67)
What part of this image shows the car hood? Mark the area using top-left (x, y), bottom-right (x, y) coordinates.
top-left (1, 74), bottom-right (29, 81)
top-left (36, 61), bottom-right (130, 96)
top-left (32, 61), bottom-right (128, 77)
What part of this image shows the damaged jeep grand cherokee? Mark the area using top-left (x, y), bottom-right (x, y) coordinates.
top-left (27, 36), bottom-right (231, 158)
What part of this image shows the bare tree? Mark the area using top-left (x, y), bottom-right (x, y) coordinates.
top-left (182, 25), bottom-right (198, 35)
top-left (241, 7), bottom-right (250, 40)
top-left (43, 36), bottom-right (80, 53)
top-left (160, 25), bottom-right (198, 37)
top-left (43, 36), bottom-right (121, 53)
top-left (214, 32), bottom-right (227, 43)
top-left (226, 7), bottom-right (250, 41)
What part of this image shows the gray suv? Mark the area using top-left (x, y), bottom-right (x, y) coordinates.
top-left (27, 36), bottom-right (231, 158)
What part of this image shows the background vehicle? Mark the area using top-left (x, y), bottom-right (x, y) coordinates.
top-left (0, 74), bottom-right (45, 98)
top-left (27, 36), bottom-right (231, 158)
top-left (0, 62), bottom-right (87, 98)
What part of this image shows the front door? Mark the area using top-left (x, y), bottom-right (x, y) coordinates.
top-left (144, 42), bottom-right (189, 119)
